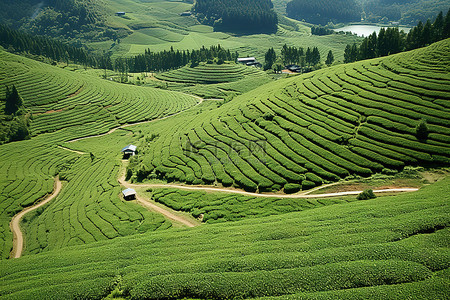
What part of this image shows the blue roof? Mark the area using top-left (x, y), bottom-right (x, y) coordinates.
top-left (121, 144), bottom-right (137, 152)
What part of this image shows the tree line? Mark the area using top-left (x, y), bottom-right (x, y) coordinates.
top-left (286, 0), bottom-right (362, 25)
top-left (264, 44), bottom-right (330, 71)
top-left (0, 23), bottom-right (110, 69)
top-left (344, 9), bottom-right (450, 63)
top-left (311, 26), bottom-right (334, 36)
top-left (193, 0), bottom-right (278, 33)
top-left (0, 23), bottom-right (241, 73)
top-left (115, 45), bottom-right (239, 73)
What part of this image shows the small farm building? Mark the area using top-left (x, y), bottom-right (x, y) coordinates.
top-left (286, 64), bottom-right (302, 73)
top-left (115, 12), bottom-right (126, 16)
top-left (121, 144), bottom-right (137, 158)
top-left (180, 11), bottom-right (192, 16)
top-left (122, 188), bottom-right (136, 200)
top-left (237, 57), bottom-right (256, 64)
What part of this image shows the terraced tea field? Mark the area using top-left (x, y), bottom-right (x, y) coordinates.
top-left (130, 39), bottom-right (450, 193)
top-left (152, 62), bottom-right (272, 98)
top-left (0, 49), bottom-right (199, 258)
top-left (156, 63), bottom-right (264, 84)
top-left (0, 178), bottom-right (448, 299)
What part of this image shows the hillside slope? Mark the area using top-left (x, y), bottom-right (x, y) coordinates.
top-left (0, 177), bottom-right (448, 299)
top-left (0, 49), bottom-right (199, 258)
top-left (129, 39), bottom-right (450, 192)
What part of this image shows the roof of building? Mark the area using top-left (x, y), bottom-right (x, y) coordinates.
top-left (121, 145), bottom-right (137, 152)
top-left (237, 57), bottom-right (256, 62)
top-left (122, 188), bottom-right (136, 197)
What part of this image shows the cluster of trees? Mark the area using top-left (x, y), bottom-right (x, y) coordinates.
top-left (344, 10), bottom-right (450, 63)
top-left (0, 85), bottom-right (30, 144)
top-left (363, 0), bottom-right (402, 23)
top-left (116, 45), bottom-right (239, 73)
top-left (0, 24), bottom-right (111, 69)
top-left (311, 26), bottom-right (334, 36)
top-left (193, 0), bottom-right (278, 33)
top-left (286, 0), bottom-right (362, 25)
top-left (264, 45), bottom-right (326, 70)
top-left (18, 0), bottom-right (104, 40)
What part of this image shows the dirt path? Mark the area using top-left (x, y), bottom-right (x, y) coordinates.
top-left (118, 170), bottom-right (198, 227)
top-left (67, 96), bottom-right (203, 143)
top-left (10, 177), bottom-right (62, 258)
top-left (124, 182), bottom-right (419, 199)
top-left (57, 145), bottom-right (87, 155)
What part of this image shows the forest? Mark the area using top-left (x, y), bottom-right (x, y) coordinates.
top-left (0, 24), bottom-right (108, 68)
top-left (344, 9), bottom-right (450, 62)
top-left (192, 0), bottom-right (278, 33)
top-left (286, 0), bottom-right (362, 25)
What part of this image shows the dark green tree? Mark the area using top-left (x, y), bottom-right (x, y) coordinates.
top-left (415, 119), bottom-right (429, 141)
top-left (311, 47), bottom-right (320, 65)
top-left (4, 85), bottom-right (23, 115)
top-left (356, 189), bottom-right (376, 200)
top-left (325, 50), bottom-right (334, 65)
top-left (264, 47), bottom-right (276, 70)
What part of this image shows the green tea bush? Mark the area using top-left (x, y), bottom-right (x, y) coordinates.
top-left (357, 189), bottom-right (377, 200)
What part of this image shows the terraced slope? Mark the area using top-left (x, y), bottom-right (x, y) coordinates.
top-left (155, 63), bottom-right (264, 84)
top-left (0, 178), bottom-right (448, 299)
top-left (0, 50), bottom-right (199, 258)
top-left (0, 50), bottom-right (198, 140)
top-left (131, 40), bottom-right (450, 192)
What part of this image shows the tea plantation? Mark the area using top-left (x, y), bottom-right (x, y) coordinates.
top-left (0, 177), bottom-right (448, 299)
top-left (0, 49), bottom-right (199, 258)
top-left (149, 187), bottom-right (358, 223)
top-left (152, 62), bottom-right (273, 99)
top-left (129, 39), bottom-right (450, 193)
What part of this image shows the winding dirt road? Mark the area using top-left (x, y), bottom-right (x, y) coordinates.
top-left (10, 177), bottom-right (62, 258)
top-left (118, 171), bottom-right (198, 227)
top-left (120, 182), bottom-right (419, 199)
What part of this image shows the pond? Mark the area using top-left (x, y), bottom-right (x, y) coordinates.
top-left (333, 25), bottom-right (411, 37)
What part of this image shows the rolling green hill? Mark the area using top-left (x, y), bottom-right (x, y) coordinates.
top-left (0, 176), bottom-right (448, 299)
top-left (128, 39), bottom-right (450, 192)
top-left (152, 62), bottom-right (273, 98)
top-left (0, 49), bottom-right (199, 258)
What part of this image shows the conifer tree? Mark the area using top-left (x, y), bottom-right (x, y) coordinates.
top-left (4, 85), bottom-right (23, 115)
top-left (325, 50), bottom-right (334, 66)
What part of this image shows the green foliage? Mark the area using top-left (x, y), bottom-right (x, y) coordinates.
top-left (0, 24), bottom-right (108, 69)
top-left (415, 119), bottom-right (429, 141)
top-left (287, 0), bottom-right (362, 25)
top-left (131, 40), bottom-right (450, 192)
top-left (264, 47), bottom-right (276, 70)
top-left (346, 10), bottom-right (450, 63)
top-left (4, 85), bottom-right (23, 115)
top-left (0, 49), bottom-right (199, 257)
top-left (326, 50), bottom-right (335, 66)
top-left (357, 189), bottom-right (377, 200)
top-left (193, 0), bottom-right (278, 33)
top-left (0, 178), bottom-right (449, 298)
top-left (284, 183), bottom-right (301, 193)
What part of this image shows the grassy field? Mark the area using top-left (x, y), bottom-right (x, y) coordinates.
top-left (96, 0), bottom-right (361, 62)
top-left (0, 177), bottom-right (448, 298)
top-left (127, 39), bottom-right (450, 193)
top-left (0, 49), bottom-right (199, 258)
